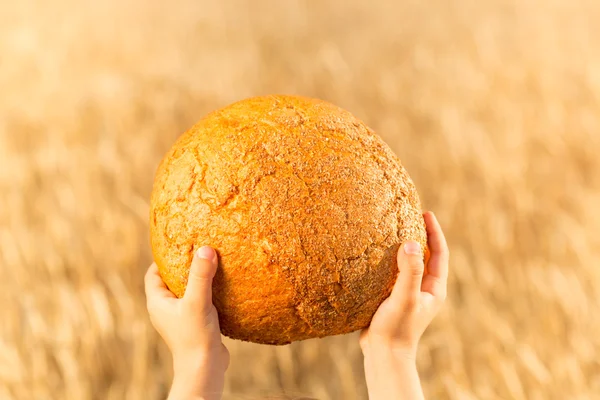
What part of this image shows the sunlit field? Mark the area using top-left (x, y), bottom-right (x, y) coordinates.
top-left (1, 1), bottom-right (599, 399)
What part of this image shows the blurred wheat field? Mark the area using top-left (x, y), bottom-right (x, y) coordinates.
top-left (1, 0), bottom-right (600, 399)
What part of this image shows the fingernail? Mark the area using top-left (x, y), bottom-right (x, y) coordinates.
top-left (196, 245), bottom-right (216, 261)
top-left (403, 241), bottom-right (421, 255)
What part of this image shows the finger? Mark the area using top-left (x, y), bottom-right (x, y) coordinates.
top-left (421, 211), bottom-right (449, 298)
top-left (423, 211), bottom-right (449, 278)
top-left (144, 263), bottom-right (177, 299)
top-left (388, 240), bottom-right (425, 311)
top-left (183, 245), bottom-right (218, 310)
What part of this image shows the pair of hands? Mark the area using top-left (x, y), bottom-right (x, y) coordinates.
top-left (145, 211), bottom-right (449, 400)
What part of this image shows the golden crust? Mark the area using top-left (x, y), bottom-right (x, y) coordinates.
top-left (149, 94), bottom-right (428, 345)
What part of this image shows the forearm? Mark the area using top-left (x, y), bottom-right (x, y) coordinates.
top-left (364, 348), bottom-right (425, 400)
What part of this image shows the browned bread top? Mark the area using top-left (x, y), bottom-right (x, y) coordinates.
top-left (149, 94), bottom-right (427, 345)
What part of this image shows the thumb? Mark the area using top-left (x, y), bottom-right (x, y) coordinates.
top-left (183, 245), bottom-right (218, 309)
top-left (388, 240), bottom-right (425, 312)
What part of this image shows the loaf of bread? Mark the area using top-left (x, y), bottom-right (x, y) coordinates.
top-left (149, 94), bottom-right (428, 345)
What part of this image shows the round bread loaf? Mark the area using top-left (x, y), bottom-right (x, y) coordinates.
top-left (149, 94), bottom-right (428, 345)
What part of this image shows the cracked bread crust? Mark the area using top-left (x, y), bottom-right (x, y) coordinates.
top-left (149, 94), bottom-right (428, 345)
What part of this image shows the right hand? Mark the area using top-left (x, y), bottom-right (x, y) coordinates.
top-left (360, 211), bottom-right (450, 361)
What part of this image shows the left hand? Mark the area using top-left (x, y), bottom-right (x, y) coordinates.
top-left (145, 246), bottom-right (229, 400)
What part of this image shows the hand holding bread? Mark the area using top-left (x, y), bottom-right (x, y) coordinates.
top-left (145, 95), bottom-right (450, 399)
top-left (149, 94), bottom-right (429, 345)
top-left (145, 246), bottom-right (229, 400)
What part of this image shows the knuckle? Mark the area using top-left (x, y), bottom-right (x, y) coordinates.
top-left (187, 268), bottom-right (201, 281)
top-left (181, 298), bottom-right (198, 313)
top-left (409, 260), bottom-right (425, 277)
top-left (442, 245), bottom-right (450, 260)
top-left (402, 295), bottom-right (419, 311)
top-left (188, 269), bottom-right (212, 285)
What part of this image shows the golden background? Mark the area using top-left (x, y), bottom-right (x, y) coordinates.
top-left (1, 0), bottom-right (599, 399)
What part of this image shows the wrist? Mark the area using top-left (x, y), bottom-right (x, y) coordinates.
top-left (364, 349), bottom-right (418, 377)
top-left (362, 337), bottom-right (418, 365)
top-left (172, 345), bottom-right (229, 373)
